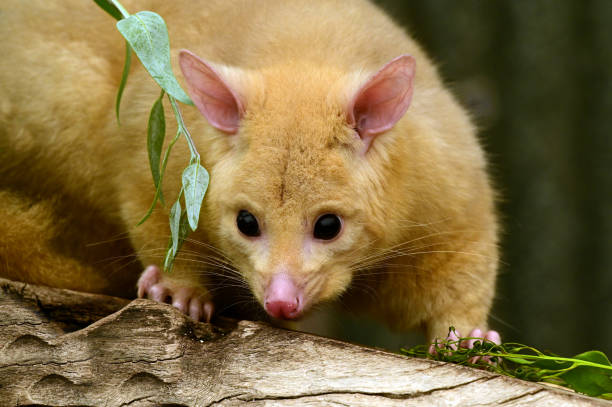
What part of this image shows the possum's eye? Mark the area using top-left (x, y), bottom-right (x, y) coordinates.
top-left (313, 214), bottom-right (342, 240)
top-left (236, 210), bottom-right (261, 237)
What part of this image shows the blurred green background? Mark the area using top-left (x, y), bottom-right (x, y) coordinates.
top-left (307, 0), bottom-right (611, 357)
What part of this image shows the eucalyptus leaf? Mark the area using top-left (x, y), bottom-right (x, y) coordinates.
top-left (93, 0), bottom-right (123, 20)
top-left (115, 41), bottom-right (132, 123)
top-left (163, 238), bottom-right (174, 271)
top-left (169, 199), bottom-right (181, 257)
top-left (164, 208), bottom-right (191, 272)
top-left (110, 0), bottom-right (131, 17)
top-left (182, 163), bottom-right (209, 231)
top-left (147, 91), bottom-right (165, 203)
top-left (116, 11), bottom-right (193, 105)
top-left (136, 128), bottom-right (181, 226)
top-left (94, 0), bottom-right (132, 123)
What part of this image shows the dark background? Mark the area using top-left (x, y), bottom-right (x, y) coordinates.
top-left (311, 0), bottom-right (611, 357)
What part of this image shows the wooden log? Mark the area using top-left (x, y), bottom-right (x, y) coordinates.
top-left (0, 277), bottom-right (608, 406)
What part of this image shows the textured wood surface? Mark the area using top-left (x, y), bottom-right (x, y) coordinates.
top-left (0, 277), bottom-right (608, 406)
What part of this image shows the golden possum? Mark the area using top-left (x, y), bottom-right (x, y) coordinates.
top-left (0, 0), bottom-right (500, 342)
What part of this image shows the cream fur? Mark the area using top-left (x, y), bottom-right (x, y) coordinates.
top-left (0, 0), bottom-right (498, 340)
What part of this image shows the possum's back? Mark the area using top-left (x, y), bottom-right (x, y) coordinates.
top-left (0, 1), bottom-right (125, 131)
top-left (0, 0), bottom-right (435, 131)
top-left (154, 0), bottom-right (431, 72)
top-left (0, 1), bottom-right (130, 208)
top-left (0, 0), bottom-right (440, 184)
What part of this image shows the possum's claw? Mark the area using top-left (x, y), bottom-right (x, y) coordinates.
top-left (137, 265), bottom-right (214, 322)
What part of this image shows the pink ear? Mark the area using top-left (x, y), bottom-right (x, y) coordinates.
top-left (179, 49), bottom-right (244, 134)
top-left (347, 55), bottom-right (416, 150)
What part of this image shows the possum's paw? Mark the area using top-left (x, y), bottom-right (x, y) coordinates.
top-left (137, 265), bottom-right (214, 322)
top-left (429, 328), bottom-right (501, 364)
top-left (459, 328), bottom-right (501, 350)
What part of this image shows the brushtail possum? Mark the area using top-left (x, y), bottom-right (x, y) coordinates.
top-left (0, 0), bottom-right (499, 342)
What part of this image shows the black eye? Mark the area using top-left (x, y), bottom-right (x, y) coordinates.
top-left (236, 210), bottom-right (261, 237)
top-left (313, 214), bottom-right (342, 240)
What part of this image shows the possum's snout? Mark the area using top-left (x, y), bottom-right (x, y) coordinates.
top-left (263, 273), bottom-right (304, 319)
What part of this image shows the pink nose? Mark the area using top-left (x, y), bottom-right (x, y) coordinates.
top-left (264, 273), bottom-right (304, 320)
top-left (265, 299), bottom-right (300, 319)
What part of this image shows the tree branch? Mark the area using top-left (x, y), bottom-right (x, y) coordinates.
top-left (0, 277), bottom-right (606, 406)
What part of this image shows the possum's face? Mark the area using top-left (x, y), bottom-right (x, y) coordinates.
top-left (179, 50), bottom-right (415, 319)
top-left (210, 106), bottom-right (370, 319)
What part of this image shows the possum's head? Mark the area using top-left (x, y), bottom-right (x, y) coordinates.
top-left (179, 50), bottom-right (415, 320)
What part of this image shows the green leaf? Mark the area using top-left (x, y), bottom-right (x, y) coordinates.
top-left (575, 350), bottom-right (612, 366)
top-left (164, 207), bottom-right (190, 272)
top-left (147, 91), bottom-right (166, 203)
top-left (559, 351), bottom-right (612, 397)
top-left (169, 199), bottom-right (181, 257)
top-left (115, 41), bottom-right (132, 124)
top-left (400, 329), bottom-right (612, 400)
top-left (93, 0), bottom-right (123, 21)
top-left (116, 11), bottom-right (193, 105)
top-left (137, 128), bottom-right (181, 226)
top-left (95, 0), bottom-right (132, 121)
top-left (163, 240), bottom-right (174, 271)
top-left (182, 163), bottom-right (209, 231)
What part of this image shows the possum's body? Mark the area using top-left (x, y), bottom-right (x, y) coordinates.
top-left (0, 0), bottom-right (498, 340)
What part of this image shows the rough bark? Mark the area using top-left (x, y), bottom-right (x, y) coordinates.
top-left (0, 277), bottom-right (608, 406)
